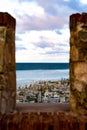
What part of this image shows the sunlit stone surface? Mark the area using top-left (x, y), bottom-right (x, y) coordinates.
top-left (70, 13), bottom-right (87, 114)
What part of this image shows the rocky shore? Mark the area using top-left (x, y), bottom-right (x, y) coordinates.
top-left (16, 79), bottom-right (70, 103)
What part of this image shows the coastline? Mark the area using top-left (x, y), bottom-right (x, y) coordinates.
top-left (16, 78), bottom-right (70, 103)
top-left (16, 69), bottom-right (69, 87)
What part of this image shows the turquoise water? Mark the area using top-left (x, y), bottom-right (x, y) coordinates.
top-left (16, 63), bottom-right (69, 70)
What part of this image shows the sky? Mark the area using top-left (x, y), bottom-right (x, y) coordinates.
top-left (0, 0), bottom-right (87, 63)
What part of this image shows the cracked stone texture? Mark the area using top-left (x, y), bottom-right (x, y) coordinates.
top-left (0, 13), bottom-right (16, 114)
top-left (70, 13), bottom-right (87, 115)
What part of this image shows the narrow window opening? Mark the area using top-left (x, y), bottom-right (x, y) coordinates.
top-left (16, 63), bottom-right (70, 104)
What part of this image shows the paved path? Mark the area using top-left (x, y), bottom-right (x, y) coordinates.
top-left (16, 103), bottom-right (70, 112)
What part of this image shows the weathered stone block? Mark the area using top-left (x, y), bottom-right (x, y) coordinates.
top-left (0, 13), bottom-right (16, 114)
top-left (7, 71), bottom-right (16, 89)
top-left (70, 13), bottom-right (87, 115)
top-left (0, 44), bottom-right (4, 67)
top-left (0, 27), bottom-right (6, 40)
top-left (0, 12), bottom-right (16, 29)
top-left (1, 98), bottom-right (6, 114)
top-left (74, 80), bottom-right (83, 92)
top-left (78, 30), bottom-right (87, 41)
top-left (78, 47), bottom-right (87, 61)
top-left (75, 74), bottom-right (87, 84)
top-left (74, 62), bottom-right (87, 75)
top-left (70, 45), bottom-right (78, 61)
top-left (0, 90), bottom-right (1, 98)
top-left (0, 75), bottom-right (6, 90)
top-left (0, 27), bottom-right (6, 72)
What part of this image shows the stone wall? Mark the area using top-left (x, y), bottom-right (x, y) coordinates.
top-left (70, 13), bottom-right (87, 115)
top-left (0, 12), bottom-right (16, 114)
top-left (0, 112), bottom-right (87, 130)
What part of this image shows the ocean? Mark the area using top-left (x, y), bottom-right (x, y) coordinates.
top-left (16, 63), bottom-right (69, 87)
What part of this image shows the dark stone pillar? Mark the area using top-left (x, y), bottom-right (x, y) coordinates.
top-left (0, 12), bottom-right (16, 114)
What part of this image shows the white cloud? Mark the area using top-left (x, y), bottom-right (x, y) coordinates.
top-left (16, 48), bottom-right (69, 63)
top-left (0, 0), bottom-right (44, 21)
top-left (0, 0), bottom-right (17, 13)
top-left (16, 28), bottom-right (70, 50)
top-left (14, 1), bottom-right (44, 17)
top-left (16, 27), bottom-right (70, 62)
top-left (80, 0), bottom-right (87, 4)
top-left (0, 0), bottom-right (75, 62)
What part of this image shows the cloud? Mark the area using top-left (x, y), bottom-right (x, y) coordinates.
top-left (17, 14), bottom-right (65, 31)
top-left (33, 41), bottom-right (54, 48)
top-left (15, 26), bottom-right (70, 62)
top-left (16, 48), bottom-right (69, 62)
top-left (13, 0), bottom-right (75, 32)
top-left (16, 46), bottom-right (26, 51)
top-left (80, 0), bottom-right (87, 4)
top-left (1, 0), bottom-right (86, 62)
top-left (16, 28), bottom-right (69, 49)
